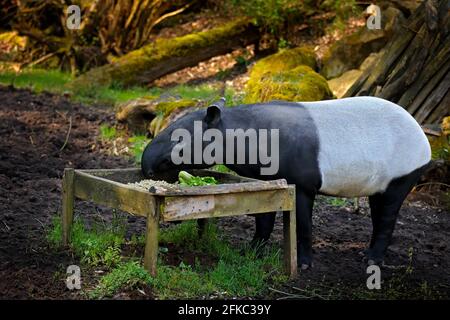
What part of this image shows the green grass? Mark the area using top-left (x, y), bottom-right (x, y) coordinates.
top-left (128, 135), bottom-right (150, 164)
top-left (47, 215), bottom-right (286, 299)
top-left (0, 69), bottom-right (72, 93)
top-left (47, 213), bottom-right (126, 268)
top-left (154, 220), bottom-right (287, 299)
top-left (99, 124), bottom-right (117, 140)
top-left (0, 68), bottom-right (239, 106)
top-left (327, 197), bottom-right (352, 207)
top-left (90, 260), bottom-right (153, 299)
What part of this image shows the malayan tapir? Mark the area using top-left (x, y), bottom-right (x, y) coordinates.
top-left (141, 96), bottom-right (431, 269)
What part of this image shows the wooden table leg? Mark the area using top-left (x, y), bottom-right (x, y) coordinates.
top-left (62, 168), bottom-right (74, 246)
top-left (144, 197), bottom-right (160, 277)
top-left (283, 192), bottom-right (297, 278)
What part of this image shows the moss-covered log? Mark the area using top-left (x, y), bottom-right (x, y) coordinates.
top-left (116, 97), bottom-right (204, 135)
top-left (69, 19), bottom-right (259, 89)
top-left (345, 0), bottom-right (450, 125)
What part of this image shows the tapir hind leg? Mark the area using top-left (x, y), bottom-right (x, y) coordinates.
top-left (296, 189), bottom-right (316, 269)
top-left (367, 164), bottom-right (429, 264)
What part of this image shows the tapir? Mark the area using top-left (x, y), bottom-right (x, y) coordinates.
top-left (141, 96), bottom-right (431, 268)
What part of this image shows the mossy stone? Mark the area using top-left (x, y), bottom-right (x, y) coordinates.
top-left (244, 65), bottom-right (333, 103)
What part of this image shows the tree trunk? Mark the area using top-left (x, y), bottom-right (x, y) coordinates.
top-left (68, 18), bottom-right (259, 89)
top-left (345, 0), bottom-right (450, 125)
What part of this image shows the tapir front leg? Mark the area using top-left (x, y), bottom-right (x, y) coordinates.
top-left (296, 189), bottom-right (316, 269)
top-left (251, 212), bottom-right (276, 249)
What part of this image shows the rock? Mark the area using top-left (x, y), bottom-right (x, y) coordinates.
top-left (321, 6), bottom-right (405, 80)
top-left (328, 52), bottom-right (382, 98)
top-left (244, 47), bottom-right (332, 103)
top-left (328, 69), bottom-right (363, 98)
top-left (248, 47), bottom-right (317, 80)
top-left (245, 65), bottom-right (333, 103)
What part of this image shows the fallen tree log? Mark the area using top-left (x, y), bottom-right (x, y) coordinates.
top-left (345, 0), bottom-right (450, 125)
top-left (68, 18), bottom-right (259, 89)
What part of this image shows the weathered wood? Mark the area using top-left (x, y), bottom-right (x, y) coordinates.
top-left (413, 68), bottom-right (450, 124)
top-left (62, 168), bottom-right (75, 246)
top-left (81, 167), bottom-right (144, 184)
top-left (144, 196), bottom-right (160, 277)
top-left (149, 179), bottom-right (288, 196)
top-left (73, 171), bottom-right (153, 217)
top-left (64, 167), bottom-right (298, 278)
top-left (407, 56), bottom-right (450, 116)
top-left (426, 89), bottom-right (450, 124)
top-left (283, 186), bottom-right (297, 279)
top-left (399, 38), bottom-right (450, 108)
top-left (344, 0), bottom-right (450, 124)
top-left (162, 189), bottom-right (294, 222)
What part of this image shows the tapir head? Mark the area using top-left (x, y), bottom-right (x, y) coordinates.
top-left (141, 103), bottom-right (223, 177)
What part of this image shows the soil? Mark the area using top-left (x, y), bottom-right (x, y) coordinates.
top-left (0, 86), bottom-right (449, 300)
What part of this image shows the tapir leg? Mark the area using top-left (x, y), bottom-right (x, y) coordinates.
top-left (367, 164), bottom-right (428, 264)
top-left (251, 212), bottom-right (276, 248)
top-left (296, 189), bottom-right (316, 269)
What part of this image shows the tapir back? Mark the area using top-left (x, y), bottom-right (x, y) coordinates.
top-left (301, 97), bottom-right (431, 197)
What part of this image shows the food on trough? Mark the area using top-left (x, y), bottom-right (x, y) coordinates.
top-left (178, 171), bottom-right (218, 186)
top-left (129, 179), bottom-right (174, 190)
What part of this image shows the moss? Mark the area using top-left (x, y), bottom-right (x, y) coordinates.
top-left (149, 99), bottom-right (198, 135)
top-left (0, 31), bottom-right (27, 49)
top-left (248, 47), bottom-right (317, 81)
top-left (155, 99), bottom-right (197, 116)
top-left (69, 18), bottom-right (253, 90)
top-left (244, 65), bottom-right (333, 103)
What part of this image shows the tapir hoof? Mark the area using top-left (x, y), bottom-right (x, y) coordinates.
top-left (364, 249), bottom-right (384, 266)
top-left (298, 255), bottom-right (313, 270)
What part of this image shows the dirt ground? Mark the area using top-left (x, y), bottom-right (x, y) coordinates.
top-left (0, 86), bottom-right (449, 299)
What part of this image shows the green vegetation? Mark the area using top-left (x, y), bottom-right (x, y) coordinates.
top-left (47, 213), bottom-right (126, 268)
top-left (0, 69), bottom-right (72, 93)
top-left (178, 171), bottom-right (218, 186)
top-left (99, 124), bottom-right (117, 141)
top-left (327, 197), bottom-right (351, 207)
top-left (154, 221), bottom-right (286, 299)
top-left (226, 0), bottom-right (358, 36)
top-left (128, 135), bottom-right (151, 164)
top-left (0, 68), bottom-right (236, 107)
top-left (47, 214), bottom-right (286, 299)
top-left (90, 261), bottom-right (153, 299)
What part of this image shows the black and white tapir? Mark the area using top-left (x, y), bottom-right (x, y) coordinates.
top-left (141, 96), bottom-right (431, 268)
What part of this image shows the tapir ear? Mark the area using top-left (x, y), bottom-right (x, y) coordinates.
top-left (204, 105), bottom-right (221, 126)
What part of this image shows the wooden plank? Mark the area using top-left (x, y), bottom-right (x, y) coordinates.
top-left (425, 88), bottom-right (450, 124)
top-left (162, 188), bottom-right (294, 222)
top-left (283, 186), bottom-right (297, 278)
top-left (144, 196), bottom-right (160, 277)
top-left (62, 168), bottom-right (75, 246)
top-left (148, 179), bottom-right (288, 196)
top-left (414, 68), bottom-right (450, 124)
top-left (80, 168), bottom-right (144, 184)
top-left (283, 207), bottom-right (297, 278)
top-left (73, 170), bottom-right (153, 217)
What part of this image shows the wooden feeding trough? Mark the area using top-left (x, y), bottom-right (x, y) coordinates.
top-left (61, 168), bottom-right (298, 278)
